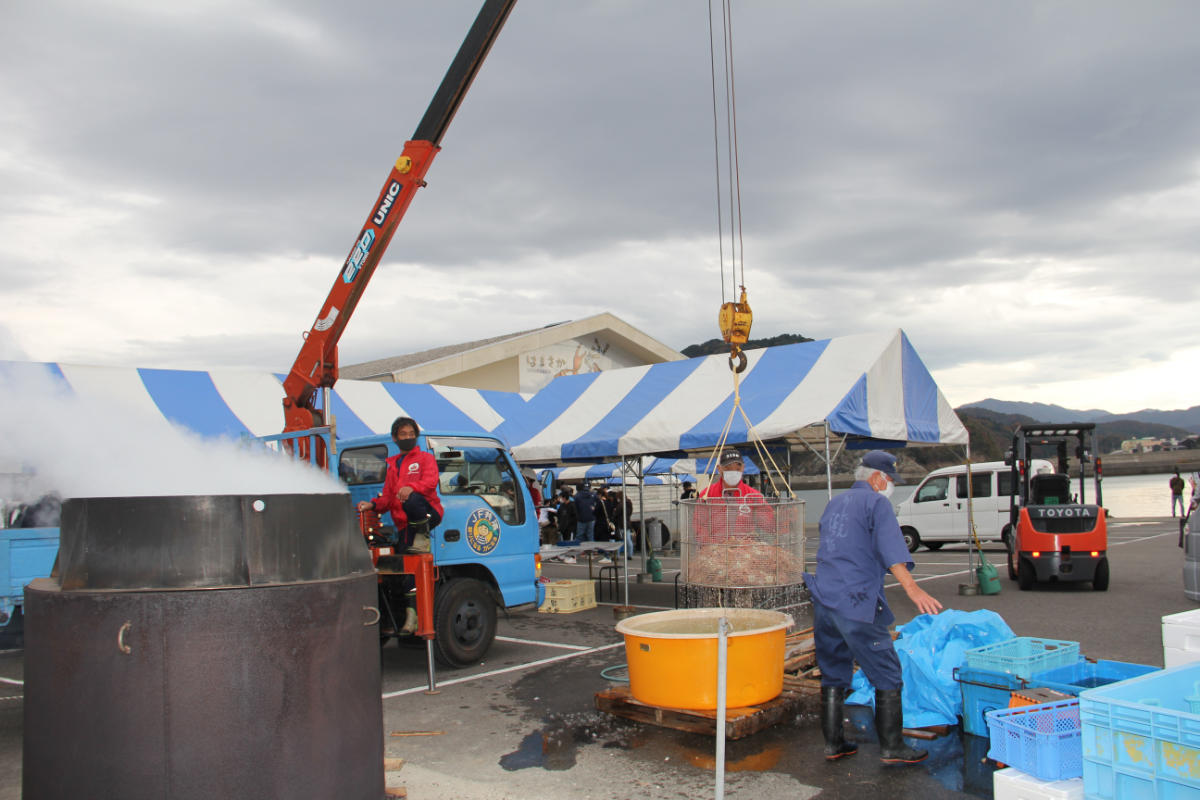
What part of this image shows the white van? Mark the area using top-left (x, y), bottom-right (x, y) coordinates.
top-left (893, 459), bottom-right (1053, 552)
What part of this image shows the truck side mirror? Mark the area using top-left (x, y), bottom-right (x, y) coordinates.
top-left (1004, 449), bottom-right (1014, 466)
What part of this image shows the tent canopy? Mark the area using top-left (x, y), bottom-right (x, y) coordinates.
top-left (1, 361), bottom-right (513, 441)
top-left (500, 330), bottom-right (967, 462)
top-left (2, 329), bottom-right (966, 461)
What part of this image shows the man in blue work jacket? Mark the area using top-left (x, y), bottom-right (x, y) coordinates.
top-left (803, 450), bottom-right (943, 764)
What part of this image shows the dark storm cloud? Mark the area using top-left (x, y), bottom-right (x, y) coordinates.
top-left (3, 0), bottom-right (1200, 409)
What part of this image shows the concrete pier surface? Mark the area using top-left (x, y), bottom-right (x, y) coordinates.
top-left (0, 516), bottom-right (1192, 799)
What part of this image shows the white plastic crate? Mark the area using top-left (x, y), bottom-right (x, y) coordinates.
top-left (994, 768), bottom-right (1084, 800)
top-left (538, 579), bottom-right (597, 614)
top-left (1163, 608), bottom-right (1200, 667)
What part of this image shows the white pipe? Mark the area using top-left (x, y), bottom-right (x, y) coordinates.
top-left (622, 462), bottom-right (630, 607)
top-left (715, 616), bottom-right (730, 800)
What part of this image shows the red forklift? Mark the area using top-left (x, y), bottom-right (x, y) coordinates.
top-left (1005, 423), bottom-right (1109, 591)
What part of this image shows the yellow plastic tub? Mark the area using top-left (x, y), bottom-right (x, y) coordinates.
top-left (615, 608), bottom-right (793, 710)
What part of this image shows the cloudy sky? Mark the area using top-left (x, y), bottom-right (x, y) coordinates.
top-left (2, 0), bottom-right (1198, 414)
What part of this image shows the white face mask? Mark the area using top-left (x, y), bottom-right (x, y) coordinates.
top-left (722, 470), bottom-right (742, 486)
top-left (879, 479), bottom-right (895, 499)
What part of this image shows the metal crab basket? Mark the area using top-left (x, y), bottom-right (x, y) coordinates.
top-left (677, 496), bottom-right (807, 615)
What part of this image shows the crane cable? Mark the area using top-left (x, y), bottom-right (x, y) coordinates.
top-left (709, 0), bottom-right (753, 375)
top-left (703, 1), bottom-right (790, 497)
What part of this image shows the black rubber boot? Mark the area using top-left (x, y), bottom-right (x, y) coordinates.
top-left (820, 686), bottom-right (858, 760)
top-left (875, 689), bottom-right (927, 764)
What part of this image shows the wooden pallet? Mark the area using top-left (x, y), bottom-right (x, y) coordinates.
top-left (595, 682), bottom-right (820, 740)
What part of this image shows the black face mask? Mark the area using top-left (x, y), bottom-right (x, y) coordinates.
top-left (395, 437), bottom-right (417, 452)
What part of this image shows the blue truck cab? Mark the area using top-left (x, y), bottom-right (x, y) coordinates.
top-left (0, 527), bottom-right (59, 638)
top-left (334, 430), bottom-right (544, 667)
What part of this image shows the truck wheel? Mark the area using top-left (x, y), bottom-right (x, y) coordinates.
top-left (433, 577), bottom-right (497, 669)
top-left (1092, 559), bottom-right (1109, 591)
top-left (901, 527), bottom-right (920, 553)
top-left (924, 542), bottom-right (944, 551)
top-left (1017, 558), bottom-right (1035, 591)
top-left (1006, 542), bottom-right (1018, 581)
top-left (1001, 525), bottom-right (1013, 552)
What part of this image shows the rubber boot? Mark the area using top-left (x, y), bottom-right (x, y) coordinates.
top-left (399, 593), bottom-right (419, 636)
top-left (405, 515), bottom-right (432, 554)
top-left (820, 686), bottom-right (858, 760)
top-left (875, 689), bottom-right (927, 764)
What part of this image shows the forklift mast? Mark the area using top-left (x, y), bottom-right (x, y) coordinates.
top-left (1010, 423), bottom-right (1103, 514)
top-left (281, 0), bottom-right (517, 465)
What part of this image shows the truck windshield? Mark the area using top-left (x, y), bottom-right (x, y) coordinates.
top-left (427, 436), bottom-right (525, 525)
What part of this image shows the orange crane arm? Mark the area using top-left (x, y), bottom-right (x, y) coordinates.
top-left (282, 0), bottom-right (516, 451)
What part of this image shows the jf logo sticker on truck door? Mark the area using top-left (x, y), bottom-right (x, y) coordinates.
top-left (466, 508), bottom-right (501, 555)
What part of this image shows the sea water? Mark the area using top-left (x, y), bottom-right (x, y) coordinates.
top-left (794, 472), bottom-right (1185, 521)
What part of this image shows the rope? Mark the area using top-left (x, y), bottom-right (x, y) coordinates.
top-left (704, 364), bottom-right (796, 500)
top-left (707, 0), bottom-right (726, 304)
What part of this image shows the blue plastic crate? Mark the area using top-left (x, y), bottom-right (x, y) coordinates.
top-left (966, 637), bottom-right (1081, 679)
top-left (956, 665), bottom-right (1029, 738)
top-left (1079, 662), bottom-right (1200, 800)
top-left (985, 699), bottom-right (1083, 781)
top-left (1032, 659), bottom-right (1160, 697)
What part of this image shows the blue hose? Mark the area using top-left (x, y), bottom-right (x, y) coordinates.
top-left (600, 664), bottom-right (629, 683)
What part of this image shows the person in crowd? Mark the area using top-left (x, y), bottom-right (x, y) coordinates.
top-left (594, 487), bottom-right (613, 541)
top-left (557, 490), bottom-right (578, 542)
top-left (357, 416), bottom-right (443, 635)
top-left (526, 473), bottom-right (544, 509)
top-left (680, 481), bottom-right (697, 500)
top-left (573, 484), bottom-right (599, 542)
top-left (803, 450), bottom-right (942, 764)
top-left (1170, 469), bottom-right (1186, 517)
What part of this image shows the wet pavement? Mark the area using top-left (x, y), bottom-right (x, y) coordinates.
top-left (0, 517), bottom-right (1192, 798)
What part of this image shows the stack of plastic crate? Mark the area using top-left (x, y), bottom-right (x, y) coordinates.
top-left (959, 638), bottom-right (1084, 799)
top-left (1078, 661), bottom-right (1200, 799)
top-left (957, 637), bottom-right (1080, 738)
top-left (1163, 608), bottom-right (1200, 667)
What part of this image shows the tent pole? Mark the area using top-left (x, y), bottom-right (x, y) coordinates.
top-left (622, 460), bottom-right (630, 607)
top-left (638, 458), bottom-right (648, 574)
top-left (824, 422), bottom-right (833, 500)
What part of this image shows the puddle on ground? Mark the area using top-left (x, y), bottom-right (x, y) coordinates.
top-left (500, 714), bottom-right (646, 772)
top-left (681, 743), bottom-right (784, 772)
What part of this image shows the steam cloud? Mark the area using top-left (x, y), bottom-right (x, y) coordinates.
top-left (0, 363), bottom-right (346, 503)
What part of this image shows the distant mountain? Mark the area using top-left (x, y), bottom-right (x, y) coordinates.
top-left (960, 399), bottom-right (1108, 424)
top-left (951, 407), bottom-right (1196, 459)
top-left (963, 398), bottom-right (1200, 434)
top-left (680, 333), bottom-right (814, 358)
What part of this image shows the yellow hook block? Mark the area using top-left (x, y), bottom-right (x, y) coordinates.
top-left (718, 287), bottom-right (753, 345)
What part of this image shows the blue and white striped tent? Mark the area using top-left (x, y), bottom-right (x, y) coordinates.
top-left (1, 361), bottom-right (518, 442)
top-left (500, 330), bottom-right (966, 462)
top-left (2, 329), bottom-right (966, 461)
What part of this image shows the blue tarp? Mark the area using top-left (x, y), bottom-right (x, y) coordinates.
top-left (847, 609), bottom-right (1015, 728)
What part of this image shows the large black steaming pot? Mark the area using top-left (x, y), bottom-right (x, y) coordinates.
top-left (23, 493), bottom-right (383, 800)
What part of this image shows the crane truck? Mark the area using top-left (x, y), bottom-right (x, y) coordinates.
top-left (2, 3), bottom-right (538, 673)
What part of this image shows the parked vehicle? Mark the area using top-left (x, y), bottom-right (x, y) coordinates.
top-left (894, 459), bottom-right (1053, 552)
top-left (1005, 424), bottom-right (1109, 591)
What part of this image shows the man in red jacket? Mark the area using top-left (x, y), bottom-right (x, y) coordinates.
top-left (356, 416), bottom-right (444, 634)
top-left (693, 450), bottom-right (774, 542)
